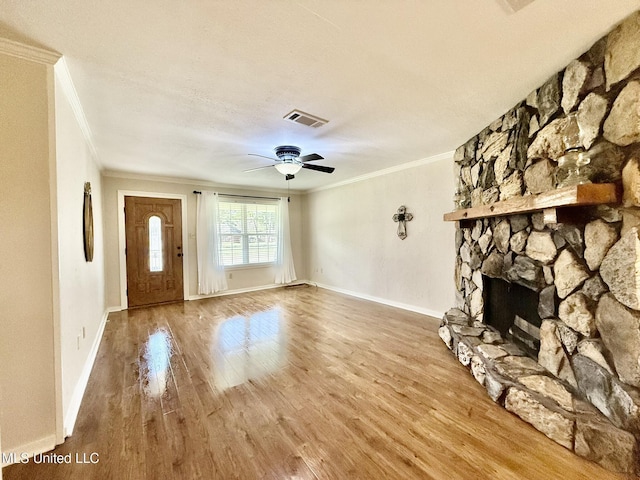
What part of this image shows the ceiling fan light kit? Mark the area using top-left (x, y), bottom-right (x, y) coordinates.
top-left (274, 146), bottom-right (304, 175)
top-left (275, 162), bottom-right (302, 175)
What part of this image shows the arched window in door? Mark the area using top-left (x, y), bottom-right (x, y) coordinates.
top-left (149, 215), bottom-right (163, 272)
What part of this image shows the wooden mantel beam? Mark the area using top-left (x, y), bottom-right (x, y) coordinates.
top-left (443, 183), bottom-right (619, 222)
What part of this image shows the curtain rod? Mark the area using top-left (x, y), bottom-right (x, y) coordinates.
top-left (192, 191), bottom-right (282, 201)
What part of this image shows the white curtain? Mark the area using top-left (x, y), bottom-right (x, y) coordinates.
top-left (196, 191), bottom-right (228, 294)
top-left (275, 197), bottom-right (297, 284)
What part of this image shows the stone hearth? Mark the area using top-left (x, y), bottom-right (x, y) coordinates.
top-left (441, 11), bottom-right (640, 475)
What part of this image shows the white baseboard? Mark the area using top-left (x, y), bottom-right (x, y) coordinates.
top-left (1, 434), bottom-right (57, 467)
top-left (63, 309), bottom-right (108, 437)
top-left (110, 282), bottom-right (308, 308)
top-left (188, 282), bottom-right (298, 301)
top-left (310, 282), bottom-right (444, 320)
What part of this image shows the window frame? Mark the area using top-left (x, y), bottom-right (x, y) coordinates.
top-left (217, 197), bottom-right (280, 269)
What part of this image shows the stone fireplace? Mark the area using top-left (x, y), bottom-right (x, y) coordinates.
top-left (439, 11), bottom-right (640, 474)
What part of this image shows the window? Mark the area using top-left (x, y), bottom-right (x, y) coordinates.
top-left (148, 215), bottom-right (163, 272)
top-left (218, 199), bottom-right (278, 266)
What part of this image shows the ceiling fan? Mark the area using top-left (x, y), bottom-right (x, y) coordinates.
top-left (244, 145), bottom-right (335, 180)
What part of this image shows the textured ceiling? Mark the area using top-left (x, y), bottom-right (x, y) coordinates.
top-left (1, 1), bottom-right (639, 191)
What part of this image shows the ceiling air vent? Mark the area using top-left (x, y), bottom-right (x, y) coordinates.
top-left (284, 110), bottom-right (329, 128)
top-left (496, 0), bottom-right (536, 13)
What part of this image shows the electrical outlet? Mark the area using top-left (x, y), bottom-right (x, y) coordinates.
top-left (228, 272), bottom-right (233, 279)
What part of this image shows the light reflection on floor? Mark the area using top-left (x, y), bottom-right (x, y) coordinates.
top-left (213, 308), bottom-right (286, 389)
top-left (141, 327), bottom-right (172, 398)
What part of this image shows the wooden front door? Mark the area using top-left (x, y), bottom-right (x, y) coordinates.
top-left (125, 196), bottom-right (184, 308)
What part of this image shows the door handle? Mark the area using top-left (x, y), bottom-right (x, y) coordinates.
top-left (177, 253), bottom-right (183, 257)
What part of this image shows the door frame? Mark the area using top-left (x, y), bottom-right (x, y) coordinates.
top-left (117, 190), bottom-right (189, 309)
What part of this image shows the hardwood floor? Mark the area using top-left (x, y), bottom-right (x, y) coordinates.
top-left (3, 287), bottom-right (631, 479)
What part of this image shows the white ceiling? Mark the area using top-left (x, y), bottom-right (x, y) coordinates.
top-left (2, 1), bottom-right (639, 192)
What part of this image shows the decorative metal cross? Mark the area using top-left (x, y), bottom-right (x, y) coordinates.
top-left (392, 205), bottom-right (413, 240)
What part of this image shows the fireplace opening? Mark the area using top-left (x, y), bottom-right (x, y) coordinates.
top-left (482, 275), bottom-right (542, 358)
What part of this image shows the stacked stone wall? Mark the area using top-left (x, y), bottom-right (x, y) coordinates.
top-left (443, 11), bottom-right (640, 474)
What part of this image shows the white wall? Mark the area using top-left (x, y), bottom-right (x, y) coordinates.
top-left (54, 66), bottom-right (106, 436)
top-left (305, 155), bottom-right (456, 317)
top-left (0, 52), bottom-right (58, 457)
top-left (102, 174), bottom-right (307, 309)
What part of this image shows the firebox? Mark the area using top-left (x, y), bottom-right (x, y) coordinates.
top-left (482, 275), bottom-right (542, 358)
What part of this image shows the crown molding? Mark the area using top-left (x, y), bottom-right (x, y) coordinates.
top-left (104, 152), bottom-right (454, 196)
top-left (308, 150), bottom-right (454, 193)
top-left (0, 37), bottom-right (60, 65)
top-left (101, 169), bottom-right (298, 196)
top-left (54, 57), bottom-right (100, 165)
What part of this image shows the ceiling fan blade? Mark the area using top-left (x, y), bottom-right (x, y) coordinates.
top-left (243, 164), bottom-right (275, 173)
top-left (302, 163), bottom-right (335, 174)
top-left (248, 153), bottom-right (279, 161)
top-left (300, 153), bottom-right (324, 162)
